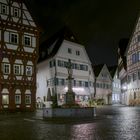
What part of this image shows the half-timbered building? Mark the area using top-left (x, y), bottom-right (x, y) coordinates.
top-left (0, 0), bottom-right (39, 111)
top-left (125, 15), bottom-right (140, 105)
top-left (118, 39), bottom-right (128, 105)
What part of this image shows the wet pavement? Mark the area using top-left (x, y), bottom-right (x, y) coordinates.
top-left (0, 106), bottom-right (140, 140)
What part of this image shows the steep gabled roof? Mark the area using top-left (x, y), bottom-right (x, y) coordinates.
top-left (108, 65), bottom-right (117, 78)
top-left (38, 26), bottom-right (79, 63)
top-left (118, 38), bottom-right (129, 58)
top-left (125, 13), bottom-right (140, 56)
top-left (24, 0), bottom-right (41, 29)
top-left (93, 64), bottom-right (104, 77)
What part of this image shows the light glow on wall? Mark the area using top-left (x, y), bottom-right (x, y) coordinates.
top-left (64, 87), bottom-right (84, 91)
top-left (122, 85), bottom-right (127, 90)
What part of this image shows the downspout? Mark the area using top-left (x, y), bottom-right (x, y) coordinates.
top-left (94, 77), bottom-right (96, 98)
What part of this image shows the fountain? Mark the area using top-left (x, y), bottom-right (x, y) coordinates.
top-left (65, 59), bottom-right (76, 105)
top-left (43, 59), bottom-right (96, 120)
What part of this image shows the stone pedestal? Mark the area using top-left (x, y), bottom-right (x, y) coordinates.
top-left (66, 91), bottom-right (75, 104)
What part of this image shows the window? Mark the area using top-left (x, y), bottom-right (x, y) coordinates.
top-left (133, 73), bottom-right (137, 81)
top-left (13, 7), bottom-right (19, 17)
top-left (14, 65), bottom-right (20, 75)
top-left (132, 53), bottom-right (136, 63)
top-left (138, 35), bottom-right (140, 42)
top-left (74, 63), bottom-right (80, 70)
top-left (128, 75), bottom-right (131, 83)
top-left (103, 83), bottom-right (105, 88)
top-left (138, 70), bottom-right (140, 80)
top-left (2, 95), bottom-right (9, 104)
top-left (3, 63), bottom-right (10, 74)
top-left (73, 80), bottom-right (76, 86)
top-left (43, 96), bottom-right (46, 102)
top-left (58, 79), bottom-right (65, 86)
top-left (80, 64), bottom-right (84, 70)
top-left (61, 79), bottom-right (65, 85)
top-left (100, 83), bottom-right (102, 88)
top-left (49, 61), bottom-right (53, 68)
top-left (1, 4), bottom-right (7, 14)
top-left (24, 35), bottom-right (31, 46)
top-left (76, 50), bottom-right (80, 56)
top-left (49, 60), bottom-right (55, 68)
top-left (10, 33), bottom-right (18, 44)
top-left (79, 81), bottom-right (82, 87)
top-left (25, 95), bottom-right (31, 104)
top-left (26, 66), bottom-right (32, 76)
top-left (15, 95), bottom-right (21, 104)
top-left (85, 82), bottom-right (88, 87)
top-left (58, 60), bottom-right (64, 67)
top-left (68, 48), bottom-right (72, 54)
top-left (54, 78), bottom-right (58, 86)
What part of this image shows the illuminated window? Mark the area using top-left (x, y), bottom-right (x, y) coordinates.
top-left (14, 65), bottom-right (20, 75)
top-left (3, 63), bottom-right (10, 74)
top-left (26, 66), bottom-right (32, 76)
top-left (10, 33), bottom-right (18, 44)
top-left (24, 35), bottom-right (31, 46)
top-left (25, 95), bottom-right (31, 104)
top-left (15, 95), bottom-right (21, 104)
top-left (2, 95), bottom-right (9, 104)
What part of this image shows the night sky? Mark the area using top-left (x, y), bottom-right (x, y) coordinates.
top-left (26, 0), bottom-right (140, 66)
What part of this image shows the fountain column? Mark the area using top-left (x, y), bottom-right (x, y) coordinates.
top-left (65, 59), bottom-right (75, 104)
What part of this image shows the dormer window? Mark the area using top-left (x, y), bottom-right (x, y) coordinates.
top-left (1, 4), bottom-right (7, 14)
top-left (13, 7), bottom-right (19, 17)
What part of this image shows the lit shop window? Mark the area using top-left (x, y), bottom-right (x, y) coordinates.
top-left (24, 35), bottom-right (31, 46)
top-left (10, 33), bottom-right (18, 44)
top-left (15, 95), bottom-right (21, 104)
top-left (2, 95), bottom-right (9, 104)
top-left (26, 66), bottom-right (32, 76)
top-left (14, 65), bottom-right (21, 75)
top-left (25, 95), bottom-right (31, 104)
top-left (3, 63), bottom-right (10, 74)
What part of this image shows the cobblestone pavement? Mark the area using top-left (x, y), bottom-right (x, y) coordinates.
top-left (0, 106), bottom-right (140, 140)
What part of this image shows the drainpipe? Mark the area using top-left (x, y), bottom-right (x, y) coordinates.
top-left (94, 77), bottom-right (96, 98)
top-left (54, 59), bottom-right (57, 97)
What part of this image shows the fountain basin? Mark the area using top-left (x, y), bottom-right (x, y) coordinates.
top-left (43, 107), bottom-right (96, 119)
